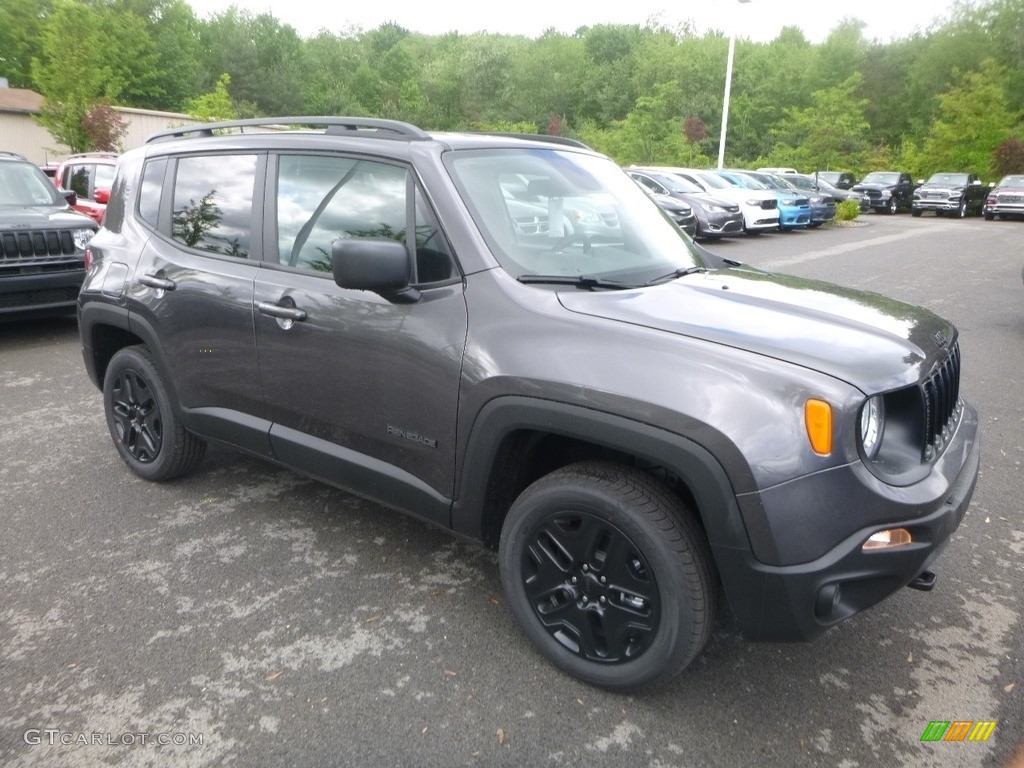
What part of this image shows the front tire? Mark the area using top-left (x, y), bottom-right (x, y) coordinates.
top-left (103, 345), bottom-right (206, 481)
top-left (498, 461), bottom-right (716, 691)
top-left (887, 197), bottom-right (898, 214)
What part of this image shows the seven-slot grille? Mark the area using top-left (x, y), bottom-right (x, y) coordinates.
top-left (922, 341), bottom-right (961, 461)
top-left (1, 230), bottom-right (79, 261)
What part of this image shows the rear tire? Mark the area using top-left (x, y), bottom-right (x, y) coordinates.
top-left (499, 461), bottom-right (716, 692)
top-left (103, 345), bottom-right (206, 481)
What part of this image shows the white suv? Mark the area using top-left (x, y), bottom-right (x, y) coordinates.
top-left (656, 167), bottom-right (780, 234)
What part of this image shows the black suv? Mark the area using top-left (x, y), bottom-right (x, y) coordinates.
top-left (0, 151), bottom-right (97, 318)
top-left (78, 118), bottom-right (980, 691)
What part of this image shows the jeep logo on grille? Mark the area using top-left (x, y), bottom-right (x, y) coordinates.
top-left (932, 328), bottom-right (952, 347)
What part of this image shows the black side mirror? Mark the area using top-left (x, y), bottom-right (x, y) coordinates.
top-left (331, 238), bottom-right (420, 304)
top-left (62, 189), bottom-right (77, 206)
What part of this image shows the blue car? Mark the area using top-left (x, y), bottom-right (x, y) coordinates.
top-left (715, 169), bottom-right (813, 230)
top-left (745, 170), bottom-right (836, 227)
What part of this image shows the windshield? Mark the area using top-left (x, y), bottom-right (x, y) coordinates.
top-left (861, 172), bottom-right (900, 184)
top-left (999, 175), bottom-right (1024, 187)
top-left (654, 174), bottom-right (701, 194)
top-left (446, 149), bottom-right (703, 285)
top-left (750, 173), bottom-right (793, 191)
top-left (0, 162), bottom-right (65, 207)
top-left (690, 171), bottom-right (731, 190)
top-left (926, 173), bottom-right (969, 185)
top-left (720, 172), bottom-right (767, 190)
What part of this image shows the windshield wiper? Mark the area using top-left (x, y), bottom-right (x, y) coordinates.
top-left (517, 274), bottom-right (639, 290)
top-left (643, 266), bottom-right (707, 286)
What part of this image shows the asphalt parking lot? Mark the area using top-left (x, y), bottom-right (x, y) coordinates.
top-left (1, 213), bottom-right (1021, 767)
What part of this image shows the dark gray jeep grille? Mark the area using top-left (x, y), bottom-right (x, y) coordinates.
top-left (1, 230), bottom-right (78, 261)
top-left (922, 342), bottom-right (961, 460)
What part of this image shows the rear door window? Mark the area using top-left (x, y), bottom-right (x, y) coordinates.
top-left (171, 154), bottom-right (258, 258)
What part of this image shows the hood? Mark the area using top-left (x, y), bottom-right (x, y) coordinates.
top-left (853, 182), bottom-right (896, 192)
top-left (918, 181), bottom-right (968, 193)
top-left (0, 205), bottom-right (96, 229)
top-left (557, 267), bottom-right (955, 392)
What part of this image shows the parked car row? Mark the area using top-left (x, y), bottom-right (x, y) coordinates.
top-left (627, 166), bottom-right (853, 239)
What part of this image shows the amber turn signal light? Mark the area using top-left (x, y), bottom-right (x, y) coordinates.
top-left (863, 528), bottom-right (913, 551)
top-left (805, 399), bottom-right (832, 455)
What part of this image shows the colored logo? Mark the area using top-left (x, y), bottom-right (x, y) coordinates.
top-left (921, 721), bottom-right (997, 742)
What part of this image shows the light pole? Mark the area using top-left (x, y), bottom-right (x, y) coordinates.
top-left (717, 0), bottom-right (751, 170)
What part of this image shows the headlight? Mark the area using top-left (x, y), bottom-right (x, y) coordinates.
top-left (859, 396), bottom-right (885, 459)
top-left (879, 190), bottom-right (892, 198)
top-left (73, 228), bottom-right (95, 251)
top-left (698, 203), bottom-right (725, 212)
top-left (744, 198), bottom-right (762, 206)
top-left (571, 209), bottom-right (601, 225)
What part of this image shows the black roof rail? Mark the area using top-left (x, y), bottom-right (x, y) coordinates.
top-left (146, 116), bottom-right (432, 144)
top-left (480, 133), bottom-right (591, 150)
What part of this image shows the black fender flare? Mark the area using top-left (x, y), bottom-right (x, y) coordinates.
top-left (451, 396), bottom-right (756, 557)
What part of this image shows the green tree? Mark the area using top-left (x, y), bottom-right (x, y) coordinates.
top-left (298, 31), bottom-right (366, 116)
top-left (506, 30), bottom-right (587, 127)
top-left (186, 73), bottom-right (236, 121)
top-left (767, 74), bottom-right (870, 172)
top-left (581, 82), bottom-right (699, 166)
top-left (0, 0), bottom-right (53, 88)
top-left (33, 1), bottom-right (160, 150)
top-left (197, 8), bottom-right (305, 115)
top-left (917, 59), bottom-right (1015, 177)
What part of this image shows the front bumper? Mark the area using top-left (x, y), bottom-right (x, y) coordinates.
top-left (699, 211), bottom-right (744, 238)
top-left (716, 403), bottom-right (980, 641)
top-left (985, 203), bottom-right (1024, 217)
top-left (778, 207), bottom-right (812, 229)
top-left (0, 266), bottom-right (85, 315)
top-left (913, 197), bottom-right (963, 213)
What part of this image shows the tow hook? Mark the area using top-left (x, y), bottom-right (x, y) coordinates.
top-left (907, 570), bottom-right (937, 592)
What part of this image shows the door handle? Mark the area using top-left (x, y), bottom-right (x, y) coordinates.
top-left (256, 301), bottom-right (307, 322)
top-left (138, 273), bottom-right (176, 291)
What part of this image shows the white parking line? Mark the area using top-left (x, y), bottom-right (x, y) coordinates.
top-left (764, 223), bottom-right (963, 269)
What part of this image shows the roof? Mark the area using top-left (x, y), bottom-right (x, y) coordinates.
top-left (0, 87), bottom-right (44, 114)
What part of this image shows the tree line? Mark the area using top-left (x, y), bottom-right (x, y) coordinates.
top-left (2, 0), bottom-right (1022, 179)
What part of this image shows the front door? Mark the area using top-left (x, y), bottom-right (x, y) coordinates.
top-left (254, 153), bottom-right (467, 525)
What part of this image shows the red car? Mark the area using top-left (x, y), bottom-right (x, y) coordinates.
top-left (53, 152), bottom-right (118, 225)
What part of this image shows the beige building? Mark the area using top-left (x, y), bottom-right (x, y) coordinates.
top-left (0, 80), bottom-right (202, 165)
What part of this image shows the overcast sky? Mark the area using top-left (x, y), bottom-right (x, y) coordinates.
top-left (185, 0), bottom-right (965, 43)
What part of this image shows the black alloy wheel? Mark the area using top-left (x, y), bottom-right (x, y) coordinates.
top-left (499, 461), bottom-right (716, 691)
top-left (956, 199), bottom-right (967, 218)
top-left (103, 345), bottom-right (206, 481)
top-left (888, 197), bottom-right (899, 214)
top-left (110, 367), bottom-right (162, 464)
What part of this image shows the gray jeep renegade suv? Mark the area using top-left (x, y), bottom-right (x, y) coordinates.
top-left (78, 118), bottom-right (980, 691)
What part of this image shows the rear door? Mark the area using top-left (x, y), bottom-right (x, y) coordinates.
top-left (253, 152), bottom-right (468, 524)
top-left (128, 152), bottom-right (270, 454)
